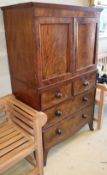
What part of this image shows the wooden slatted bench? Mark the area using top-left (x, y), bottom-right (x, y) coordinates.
top-left (0, 95), bottom-right (47, 175)
top-left (95, 83), bottom-right (107, 129)
top-left (95, 53), bottom-right (107, 129)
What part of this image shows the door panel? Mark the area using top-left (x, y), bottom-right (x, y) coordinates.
top-left (35, 17), bottom-right (75, 84)
top-left (75, 18), bottom-right (98, 71)
top-left (41, 24), bottom-right (68, 79)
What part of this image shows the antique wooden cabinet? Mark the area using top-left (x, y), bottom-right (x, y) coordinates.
top-left (2, 2), bottom-right (102, 164)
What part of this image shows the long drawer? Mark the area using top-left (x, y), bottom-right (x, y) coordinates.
top-left (43, 105), bottom-right (94, 150)
top-left (44, 88), bottom-right (95, 128)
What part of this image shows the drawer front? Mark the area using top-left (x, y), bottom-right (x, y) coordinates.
top-left (43, 105), bottom-right (94, 149)
top-left (41, 83), bottom-right (72, 110)
top-left (73, 73), bottom-right (96, 95)
top-left (44, 89), bottom-right (95, 128)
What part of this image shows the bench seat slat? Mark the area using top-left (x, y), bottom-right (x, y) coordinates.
top-left (0, 137), bottom-right (32, 157)
top-left (0, 130), bottom-right (21, 144)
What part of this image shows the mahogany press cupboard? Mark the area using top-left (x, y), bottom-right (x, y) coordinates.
top-left (2, 3), bottom-right (102, 164)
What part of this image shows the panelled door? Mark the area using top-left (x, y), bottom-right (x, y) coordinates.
top-left (34, 17), bottom-right (75, 86)
top-left (75, 17), bottom-right (99, 72)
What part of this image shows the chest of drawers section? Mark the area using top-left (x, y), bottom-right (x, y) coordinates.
top-left (42, 72), bottom-right (96, 162)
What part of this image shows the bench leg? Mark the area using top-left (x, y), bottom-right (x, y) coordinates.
top-left (27, 167), bottom-right (39, 175)
top-left (97, 103), bottom-right (104, 130)
top-left (97, 91), bottom-right (105, 130)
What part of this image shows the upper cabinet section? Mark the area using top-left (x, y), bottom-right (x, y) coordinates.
top-left (75, 18), bottom-right (99, 71)
top-left (35, 16), bottom-right (100, 85)
top-left (2, 2), bottom-right (103, 87)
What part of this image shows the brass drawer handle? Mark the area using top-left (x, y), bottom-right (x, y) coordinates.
top-left (82, 114), bottom-right (88, 119)
top-left (55, 110), bottom-right (62, 117)
top-left (83, 81), bottom-right (89, 86)
top-left (56, 129), bottom-right (62, 135)
top-left (56, 92), bottom-right (63, 98)
top-left (82, 96), bottom-right (89, 102)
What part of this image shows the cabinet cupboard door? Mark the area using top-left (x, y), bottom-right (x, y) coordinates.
top-left (35, 17), bottom-right (75, 85)
top-left (75, 18), bottom-right (98, 71)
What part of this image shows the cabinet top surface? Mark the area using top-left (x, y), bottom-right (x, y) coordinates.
top-left (1, 2), bottom-right (103, 13)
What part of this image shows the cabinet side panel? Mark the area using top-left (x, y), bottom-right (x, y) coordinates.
top-left (3, 8), bottom-right (36, 86)
top-left (12, 78), bottom-right (41, 110)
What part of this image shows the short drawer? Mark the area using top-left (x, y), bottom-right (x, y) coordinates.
top-left (73, 73), bottom-right (96, 95)
top-left (43, 105), bottom-right (94, 149)
top-left (41, 83), bottom-right (72, 110)
top-left (44, 89), bottom-right (95, 128)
